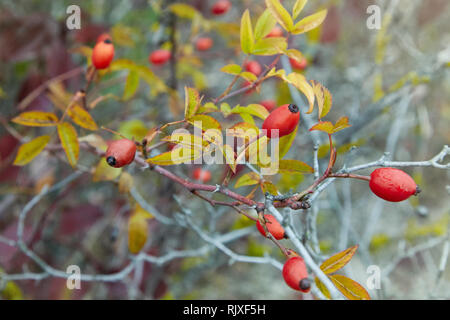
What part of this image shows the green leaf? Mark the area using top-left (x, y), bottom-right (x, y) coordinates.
top-left (220, 102), bottom-right (232, 117)
top-left (240, 9), bottom-right (254, 54)
top-left (292, 0), bottom-right (308, 20)
top-left (13, 135), bottom-right (50, 166)
top-left (278, 159), bottom-right (314, 174)
top-left (169, 3), bottom-right (199, 19)
top-left (231, 104), bottom-right (269, 120)
top-left (234, 172), bottom-right (261, 188)
top-left (123, 70), bottom-right (140, 101)
top-left (329, 274), bottom-right (371, 300)
top-left (221, 64), bottom-right (242, 75)
top-left (253, 37), bottom-right (287, 56)
top-left (254, 9), bottom-right (277, 40)
top-left (240, 71), bottom-right (258, 82)
top-left (320, 245), bottom-right (358, 274)
top-left (265, 0), bottom-right (294, 31)
top-left (278, 125), bottom-right (298, 159)
top-left (57, 122), bottom-right (79, 168)
top-left (184, 87), bottom-right (201, 119)
top-left (292, 9), bottom-right (327, 34)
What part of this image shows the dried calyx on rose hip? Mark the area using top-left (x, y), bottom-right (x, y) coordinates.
top-left (262, 104), bottom-right (300, 138)
top-left (92, 38), bottom-right (115, 70)
top-left (256, 214), bottom-right (286, 240)
top-left (105, 139), bottom-right (137, 168)
top-left (282, 256), bottom-right (311, 293)
top-left (369, 167), bottom-right (420, 202)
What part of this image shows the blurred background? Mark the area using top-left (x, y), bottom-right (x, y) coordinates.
top-left (0, 0), bottom-right (449, 299)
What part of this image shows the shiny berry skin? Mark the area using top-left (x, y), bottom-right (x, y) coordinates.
top-left (262, 104), bottom-right (300, 138)
top-left (196, 37), bottom-right (213, 51)
top-left (149, 49), bottom-right (171, 65)
top-left (193, 168), bottom-right (212, 183)
top-left (92, 39), bottom-right (115, 69)
top-left (266, 26), bottom-right (284, 38)
top-left (245, 61), bottom-right (262, 77)
top-left (290, 57), bottom-right (308, 70)
top-left (96, 33), bottom-right (112, 43)
top-left (260, 100), bottom-right (277, 112)
top-left (211, 0), bottom-right (231, 15)
top-left (369, 168), bottom-right (419, 202)
top-left (256, 214), bottom-right (286, 240)
top-left (282, 256), bottom-right (310, 293)
top-left (105, 139), bottom-right (136, 168)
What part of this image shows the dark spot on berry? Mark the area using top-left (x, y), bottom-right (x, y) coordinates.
top-left (104, 39), bottom-right (112, 44)
top-left (106, 156), bottom-right (116, 167)
top-left (299, 278), bottom-right (310, 291)
top-left (288, 104), bottom-right (299, 113)
top-left (414, 185), bottom-right (421, 196)
top-left (283, 233), bottom-right (289, 239)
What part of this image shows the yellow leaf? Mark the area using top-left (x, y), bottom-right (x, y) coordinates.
top-left (309, 121), bottom-right (334, 134)
top-left (333, 116), bottom-right (351, 133)
top-left (57, 122), bottom-right (79, 167)
top-left (254, 9), bottom-right (277, 40)
top-left (278, 125), bottom-right (298, 159)
top-left (118, 172), bottom-right (134, 193)
top-left (231, 104), bottom-right (269, 120)
top-left (119, 119), bottom-right (148, 141)
top-left (111, 24), bottom-right (136, 47)
top-left (278, 159), bottom-right (314, 174)
top-left (67, 104), bottom-right (98, 131)
top-left (314, 277), bottom-right (331, 299)
top-left (12, 111), bottom-right (59, 127)
top-left (188, 114), bottom-right (222, 131)
top-left (228, 122), bottom-right (260, 139)
top-left (285, 73), bottom-right (315, 113)
top-left (320, 245), bottom-right (358, 274)
top-left (292, 9), bottom-right (327, 34)
top-left (261, 181), bottom-right (278, 195)
top-left (234, 172), bottom-right (261, 188)
top-left (78, 134), bottom-right (108, 152)
top-left (13, 135), bottom-right (50, 166)
top-left (169, 3), bottom-right (199, 19)
top-left (147, 147), bottom-right (201, 166)
top-left (163, 133), bottom-right (208, 149)
top-left (265, 0), bottom-right (294, 31)
top-left (240, 9), bottom-right (254, 54)
top-left (221, 64), bottom-right (242, 75)
top-left (292, 0), bottom-right (308, 20)
top-left (128, 211), bottom-right (149, 254)
top-left (92, 159), bottom-right (122, 182)
top-left (253, 37), bottom-right (287, 56)
top-left (329, 274), bottom-right (371, 300)
top-left (184, 87), bottom-right (200, 119)
top-left (123, 70), bottom-right (140, 101)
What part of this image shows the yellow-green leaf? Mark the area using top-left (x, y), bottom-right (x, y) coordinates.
top-left (119, 119), bottom-right (148, 142)
top-left (285, 48), bottom-right (305, 62)
top-left (311, 80), bottom-right (333, 119)
top-left (278, 159), bottom-right (313, 174)
top-left (285, 73), bottom-right (315, 113)
top-left (309, 121), bottom-right (334, 134)
top-left (163, 133), bottom-right (208, 149)
top-left (253, 37), bottom-right (287, 56)
top-left (147, 147), bottom-right (201, 165)
top-left (57, 122), bottom-right (79, 167)
top-left (262, 181), bottom-right (278, 195)
top-left (320, 245), bottom-right (359, 274)
top-left (292, 9), bottom-right (327, 34)
top-left (92, 158), bottom-right (122, 182)
top-left (254, 9), bottom-right (277, 40)
top-left (231, 104), bottom-right (269, 120)
top-left (240, 9), bottom-right (254, 54)
top-left (329, 274), bottom-right (371, 300)
top-left (188, 114), bottom-right (222, 131)
top-left (128, 211), bottom-right (149, 254)
top-left (234, 172), bottom-right (260, 188)
top-left (184, 87), bottom-right (201, 119)
top-left (79, 134), bottom-right (108, 151)
top-left (12, 111), bottom-right (58, 127)
top-left (278, 125), bottom-right (298, 159)
top-left (265, 0), bottom-right (294, 31)
top-left (13, 135), bottom-right (50, 166)
top-left (333, 116), bottom-right (351, 133)
top-left (240, 71), bottom-right (258, 82)
top-left (169, 3), bottom-right (199, 19)
top-left (123, 70), bottom-right (140, 101)
top-left (292, 0), bottom-right (308, 20)
top-left (67, 104), bottom-right (98, 131)
top-left (314, 277), bottom-right (331, 299)
top-left (228, 122), bottom-right (260, 138)
top-left (221, 64), bottom-right (242, 75)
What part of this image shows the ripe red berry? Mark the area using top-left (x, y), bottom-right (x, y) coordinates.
top-left (290, 57), bottom-right (308, 70)
top-left (211, 0), bottom-right (231, 15)
top-left (369, 168), bottom-right (419, 202)
top-left (245, 61), bottom-right (262, 77)
top-left (96, 33), bottom-right (112, 43)
top-left (196, 37), bottom-right (214, 51)
top-left (193, 168), bottom-right (212, 183)
top-left (260, 100), bottom-right (277, 112)
top-left (282, 256), bottom-right (311, 293)
top-left (149, 49), bottom-right (171, 65)
top-left (256, 214), bottom-right (286, 240)
top-left (266, 26), bottom-right (284, 38)
top-left (262, 104), bottom-right (300, 138)
top-left (92, 39), bottom-right (115, 70)
top-left (105, 139), bottom-right (137, 168)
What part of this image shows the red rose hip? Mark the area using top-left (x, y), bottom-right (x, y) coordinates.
top-left (262, 104), bottom-right (300, 138)
top-left (149, 49), bottom-right (171, 65)
top-left (369, 168), bottom-right (419, 202)
top-left (92, 39), bottom-right (115, 69)
top-left (290, 57), bottom-right (308, 70)
top-left (106, 139), bottom-right (137, 168)
top-left (266, 26), bottom-right (284, 38)
top-left (282, 256), bottom-right (310, 293)
top-left (245, 61), bottom-right (262, 77)
top-left (193, 168), bottom-right (212, 183)
top-left (211, 0), bottom-right (231, 15)
top-left (260, 100), bottom-right (277, 112)
top-left (256, 214), bottom-right (286, 240)
top-left (196, 37), bottom-right (213, 51)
